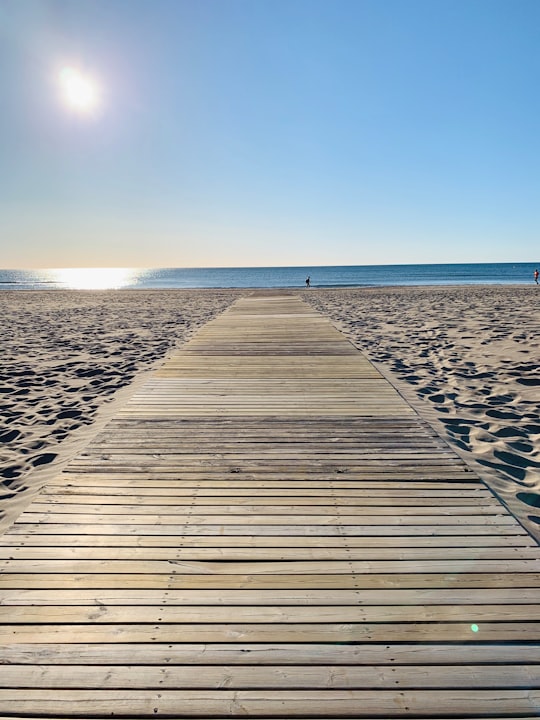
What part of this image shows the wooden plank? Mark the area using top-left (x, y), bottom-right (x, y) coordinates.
top-left (1, 573), bottom-right (539, 589)
top-left (0, 292), bottom-right (537, 720)
top-left (2, 622), bottom-right (540, 643)
top-left (40, 487), bottom-right (494, 498)
top-left (7, 522), bottom-right (529, 536)
top-left (0, 689), bottom-right (539, 716)
top-left (52, 474), bottom-right (481, 485)
top-left (3, 533), bottom-right (532, 547)
top-left (1, 559), bottom-right (539, 574)
top-left (1, 587), bottom-right (538, 605)
top-left (24, 501), bottom-right (506, 514)
top-left (1, 546), bottom-right (538, 560)
top-left (2, 603), bottom-right (540, 624)
top-left (1, 664), bottom-right (539, 689)
top-left (1, 641), bottom-right (538, 665)
top-left (14, 512), bottom-right (522, 526)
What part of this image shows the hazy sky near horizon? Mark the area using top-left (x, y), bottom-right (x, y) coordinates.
top-left (1, 0), bottom-right (538, 269)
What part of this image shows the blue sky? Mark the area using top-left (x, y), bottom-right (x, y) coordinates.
top-left (1, 0), bottom-right (538, 268)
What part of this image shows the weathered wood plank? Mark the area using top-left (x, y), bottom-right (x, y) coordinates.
top-left (24, 501), bottom-right (506, 514)
top-left (1, 588), bottom-right (538, 606)
top-left (1, 558), bottom-right (538, 573)
top-left (52, 473), bottom-right (480, 484)
top-left (40, 488), bottom-right (494, 499)
top-left (1, 572), bottom-right (539, 589)
top-left (2, 533), bottom-right (532, 547)
top-left (2, 603), bottom-right (540, 624)
top-left (1, 664), bottom-right (538, 689)
top-left (7, 522), bottom-right (529, 536)
top-left (0, 292), bottom-right (537, 720)
top-left (0, 689), bottom-right (538, 716)
top-left (2, 622), bottom-right (540, 643)
top-left (1, 642), bottom-right (538, 665)
top-left (1, 546), bottom-right (537, 560)
top-left (15, 512), bottom-right (520, 525)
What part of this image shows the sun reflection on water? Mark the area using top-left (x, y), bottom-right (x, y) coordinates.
top-left (49, 268), bottom-right (137, 290)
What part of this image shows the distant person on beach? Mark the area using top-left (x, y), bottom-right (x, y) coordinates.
top-left (305, 275), bottom-right (311, 288)
top-left (535, 269), bottom-right (539, 285)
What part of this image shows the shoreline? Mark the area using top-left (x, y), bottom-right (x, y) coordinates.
top-left (1, 285), bottom-right (539, 541)
top-left (1, 281), bottom-right (535, 291)
top-left (1, 260), bottom-right (537, 292)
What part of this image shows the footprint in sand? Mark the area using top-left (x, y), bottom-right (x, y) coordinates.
top-left (486, 408), bottom-right (521, 421)
top-left (493, 426), bottom-right (528, 439)
top-left (57, 409), bottom-right (83, 420)
top-left (24, 440), bottom-right (46, 452)
top-left (474, 456), bottom-right (528, 483)
top-left (513, 363), bottom-right (538, 372)
top-left (75, 367), bottom-right (103, 378)
top-left (493, 448), bottom-right (540, 469)
top-left (444, 434), bottom-right (471, 452)
top-left (1, 465), bottom-right (23, 479)
top-left (517, 492), bottom-right (540, 509)
top-left (418, 385), bottom-right (439, 397)
top-left (487, 394), bottom-right (515, 406)
top-left (442, 419), bottom-right (475, 439)
top-left (0, 429), bottom-right (21, 443)
top-left (507, 440), bottom-right (535, 454)
top-left (31, 453), bottom-right (56, 468)
top-left (516, 377), bottom-right (540, 386)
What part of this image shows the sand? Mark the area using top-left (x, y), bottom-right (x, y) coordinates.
top-left (0, 289), bottom-right (245, 530)
top-left (306, 285), bottom-right (540, 540)
top-left (1, 285), bottom-right (539, 541)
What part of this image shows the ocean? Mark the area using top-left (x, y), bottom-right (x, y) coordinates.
top-left (0, 262), bottom-right (537, 290)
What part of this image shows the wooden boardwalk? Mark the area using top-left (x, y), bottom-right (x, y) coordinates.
top-left (0, 292), bottom-right (539, 718)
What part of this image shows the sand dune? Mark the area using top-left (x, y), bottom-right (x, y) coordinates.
top-left (306, 285), bottom-right (540, 540)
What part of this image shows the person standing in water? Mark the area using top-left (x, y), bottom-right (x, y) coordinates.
top-left (534, 269), bottom-right (539, 285)
top-left (305, 275), bottom-right (311, 288)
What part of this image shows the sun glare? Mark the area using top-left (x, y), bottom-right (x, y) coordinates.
top-left (58, 67), bottom-right (101, 115)
top-left (51, 268), bottom-right (135, 290)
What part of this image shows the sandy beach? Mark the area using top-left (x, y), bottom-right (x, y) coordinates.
top-left (306, 285), bottom-right (540, 540)
top-left (0, 289), bottom-right (245, 530)
top-left (1, 285), bottom-right (539, 540)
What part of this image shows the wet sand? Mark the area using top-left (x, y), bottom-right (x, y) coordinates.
top-left (306, 285), bottom-right (540, 540)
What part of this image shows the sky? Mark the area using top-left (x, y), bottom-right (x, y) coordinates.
top-left (1, 0), bottom-right (539, 269)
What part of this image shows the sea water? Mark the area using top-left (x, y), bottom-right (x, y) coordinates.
top-left (0, 262), bottom-right (537, 290)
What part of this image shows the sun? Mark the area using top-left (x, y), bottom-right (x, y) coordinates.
top-left (58, 67), bottom-right (101, 115)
